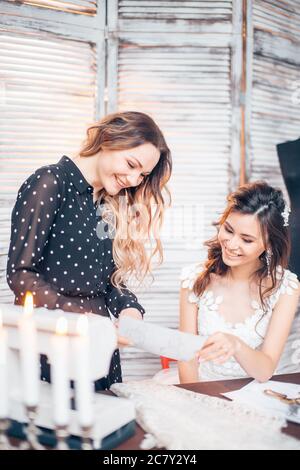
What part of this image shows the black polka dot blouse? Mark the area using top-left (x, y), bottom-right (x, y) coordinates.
top-left (6, 156), bottom-right (145, 390)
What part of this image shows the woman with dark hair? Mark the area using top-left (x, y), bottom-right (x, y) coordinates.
top-left (6, 111), bottom-right (172, 390)
top-left (155, 181), bottom-right (299, 384)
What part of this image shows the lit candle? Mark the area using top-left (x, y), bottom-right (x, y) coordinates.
top-left (73, 316), bottom-right (94, 428)
top-left (50, 317), bottom-right (70, 427)
top-left (18, 292), bottom-right (39, 407)
top-left (0, 310), bottom-right (9, 419)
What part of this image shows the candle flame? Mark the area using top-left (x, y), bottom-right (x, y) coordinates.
top-left (56, 317), bottom-right (68, 336)
top-left (76, 315), bottom-right (89, 337)
top-left (24, 292), bottom-right (34, 317)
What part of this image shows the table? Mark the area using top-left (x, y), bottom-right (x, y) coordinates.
top-left (114, 373), bottom-right (300, 450)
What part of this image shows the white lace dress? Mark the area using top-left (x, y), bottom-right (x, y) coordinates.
top-left (153, 264), bottom-right (299, 384)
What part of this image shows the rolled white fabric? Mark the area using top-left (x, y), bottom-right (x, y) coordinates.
top-left (119, 316), bottom-right (207, 361)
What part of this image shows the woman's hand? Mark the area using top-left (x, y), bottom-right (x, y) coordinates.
top-left (115, 320), bottom-right (132, 348)
top-left (116, 308), bottom-right (143, 348)
top-left (197, 332), bottom-right (241, 364)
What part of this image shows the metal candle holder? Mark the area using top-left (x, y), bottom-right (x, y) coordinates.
top-left (0, 418), bottom-right (11, 450)
top-left (20, 405), bottom-right (45, 450)
top-left (55, 425), bottom-right (69, 450)
top-left (80, 425), bottom-right (94, 450)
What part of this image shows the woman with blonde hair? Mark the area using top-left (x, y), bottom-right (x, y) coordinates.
top-left (7, 111), bottom-right (172, 390)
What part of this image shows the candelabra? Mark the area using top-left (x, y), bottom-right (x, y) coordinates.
top-left (0, 304), bottom-right (135, 450)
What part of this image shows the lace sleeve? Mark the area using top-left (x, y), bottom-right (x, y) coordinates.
top-left (180, 263), bottom-right (203, 290)
top-left (268, 268), bottom-right (299, 310)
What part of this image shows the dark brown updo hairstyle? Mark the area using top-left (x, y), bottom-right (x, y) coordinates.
top-left (193, 181), bottom-right (291, 312)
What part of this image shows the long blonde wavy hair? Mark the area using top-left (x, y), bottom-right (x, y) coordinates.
top-left (79, 111), bottom-right (172, 289)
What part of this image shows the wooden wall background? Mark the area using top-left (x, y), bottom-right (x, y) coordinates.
top-left (1, 0), bottom-right (299, 380)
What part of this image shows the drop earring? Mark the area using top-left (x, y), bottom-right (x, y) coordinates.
top-left (265, 248), bottom-right (272, 277)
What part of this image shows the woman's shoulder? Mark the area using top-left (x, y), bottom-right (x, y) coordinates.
top-left (17, 167), bottom-right (53, 193)
top-left (35, 160), bottom-right (66, 182)
top-left (277, 267), bottom-right (300, 295)
top-left (15, 162), bottom-right (68, 209)
top-left (268, 267), bottom-right (300, 309)
top-left (180, 262), bottom-right (204, 290)
top-left (25, 160), bottom-right (65, 183)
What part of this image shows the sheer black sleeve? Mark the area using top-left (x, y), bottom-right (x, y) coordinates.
top-left (6, 168), bottom-right (87, 312)
top-left (105, 280), bottom-right (145, 319)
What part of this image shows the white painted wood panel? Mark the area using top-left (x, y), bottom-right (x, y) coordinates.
top-left (108, 0), bottom-right (240, 381)
top-left (249, 1), bottom-right (300, 191)
top-left (0, 2), bottom-right (105, 304)
top-left (6, 0), bottom-right (97, 15)
top-left (1, 0), bottom-right (298, 382)
top-left (247, 0), bottom-right (300, 376)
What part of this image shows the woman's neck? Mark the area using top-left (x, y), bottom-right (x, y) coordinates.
top-left (227, 259), bottom-right (262, 283)
top-left (72, 153), bottom-right (104, 194)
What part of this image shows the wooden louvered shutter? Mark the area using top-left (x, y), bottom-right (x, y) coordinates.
top-left (6, 1), bottom-right (98, 15)
top-left (248, 0), bottom-right (300, 191)
top-left (247, 0), bottom-right (300, 374)
top-left (1, 1), bottom-right (299, 380)
top-left (106, 0), bottom-right (245, 380)
top-left (0, 0), bottom-right (106, 302)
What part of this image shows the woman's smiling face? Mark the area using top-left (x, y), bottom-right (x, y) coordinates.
top-left (97, 142), bottom-right (160, 196)
top-left (218, 211), bottom-right (266, 267)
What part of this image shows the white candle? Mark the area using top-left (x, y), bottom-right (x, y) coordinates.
top-left (0, 311), bottom-right (9, 419)
top-left (73, 316), bottom-right (94, 428)
top-left (18, 292), bottom-right (39, 407)
top-left (50, 317), bottom-right (70, 427)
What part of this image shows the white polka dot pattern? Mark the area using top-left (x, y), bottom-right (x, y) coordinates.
top-left (6, 156), bottom-right (145, 389)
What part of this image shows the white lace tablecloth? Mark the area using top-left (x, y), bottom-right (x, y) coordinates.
top-left (111, 381), bottom-right (300, 450)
